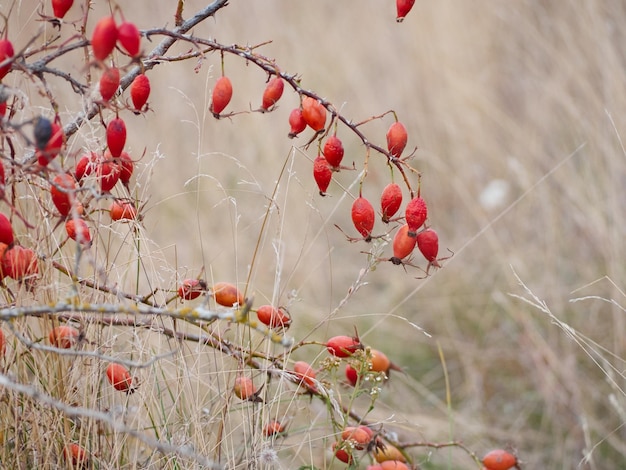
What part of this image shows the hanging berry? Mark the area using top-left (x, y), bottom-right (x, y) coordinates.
top-left (323, 135), bottom-right (344, 169)
top-left (351, 197), bottom-right (375, 240)
top-left (288, 108), bottom-right (307, 138)
top-left (405, 196), bottom-right (427, 236)
top-left (211, 76), bottom-right (233, 116)
top-left (313, 155), bottom-right (332, 196)
top-left (261, 76), bottom-right (284, 111)
top-left (130, 74), bottom-right (150, 111)
top-left (380, 182), bottom-right (403, 223)
top-left (386, 121), bottom-right (408, 158)
top-left (91, 17), bottom-right (118, 61)
top-left (301, 96), bottom-right (326, 131)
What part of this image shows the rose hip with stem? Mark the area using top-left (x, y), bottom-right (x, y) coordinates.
top-left (178, 278), bottom-right (207, 300)
top-left (386, 120), bottom-right (408, 158)
top-left (351, 196), bottom-right (375, 240)
top-left (288, 108), bottom-right (306, 138)
top-left (416, 228), bottom-right (439, 264)
top-left (301, 96), bottom-right (326, 131)
top-left (326, 334), bottom-right (362, 358)
top-left (261, 76), bottom-right (284, 110)
top-left (380, 182), bottom-right (403, 223)
top-left (391, 223), bottom-right (416, 264)
top-left (130, 74), bottom-right (150, 111)
top-left (91, 16), bottom-right (118, 61)
top-left (313, 155), bottom-right (332, 196)
top-left (106, 117), bottom-right (126, 158)
top-left (99, 67), bottom-right (120, 101)
top-left (256, 305), bottom-right (291, 329)
top-left (323, 134), bottom-right (344, 169)
top-left (65, 218), bottom-right (91, 246)
top-left (106, 363), bottom-right (135, 393)
top-left (405, 195), bottom-right (427, 236)
top-left (117, 21), bottom-right (141, 57)
top-left (50, 173), bottom-right (77, 217)
top-left (211, 75), bottom-right (233, 116)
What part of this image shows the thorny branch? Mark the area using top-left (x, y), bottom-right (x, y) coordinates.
top-left (16, 0), bottom-right (417, 193)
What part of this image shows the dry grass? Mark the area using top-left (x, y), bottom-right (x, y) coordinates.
top-left (1, 0), bottom-right (626, 469)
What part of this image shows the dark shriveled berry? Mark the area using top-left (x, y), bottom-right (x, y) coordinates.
top-left (33, 117), bottom-right (53, 150)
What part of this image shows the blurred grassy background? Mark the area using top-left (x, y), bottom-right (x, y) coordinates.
top-left (6, 0), bottom-right (626, 468)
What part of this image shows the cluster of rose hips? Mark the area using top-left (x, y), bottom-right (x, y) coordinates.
top-left (234, 328), bottom-right (412, 467)
top-left (196, 54), bottom-right (448, 275)
top-left (0, 7), bottom-right (148, 258)
top-left (173, 239), bottom-right (494, 466)
top-left (172, 274), bottom-right (422, 466)
top-left (307, 113), bottom-right (448, 275)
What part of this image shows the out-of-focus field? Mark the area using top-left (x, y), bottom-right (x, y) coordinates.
top-left (6, 1), bottom-right (626, 468)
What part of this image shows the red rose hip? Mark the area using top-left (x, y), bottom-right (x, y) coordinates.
top-left (130, 74), bottom-right (150, 111)
top-left (51, 0), bottom-right (74, 19)
top-left (211, 76), bottom-right (233, 116)
top-left (117, 21), bottom-right (141, 57)
top-left (396, 0), bottom-right (416, 22)
top-left (386, 121), bottom-right (408, 158)
top-left (106, 363), bottom-right (135, 393)
top-left (256, 305), bottom-right (291, 329)
top-left (91, 16), bottom-right (118, 61)
top-left (326, 335), bottom-right (361, 358)
top-left (0, 212), bottom-right (14, 245)
top-left (99, 67), bottom-right (120, 101)
top-left (50, 173), bottom-right (77, 217)
top-left (106, 118), bottom-right (126, 158)
top-left (65, 218), bottom-right (91, 245)
top-left (0, 39), bottom-right (14, 80)
top-left (391, 223), bottom-right (416, 264)
top-left (351, 196), bottom-right (375, 239)
top-left (313, 155), bottom-right (332, 196)
top-left (177, 278), bottom-right (206, 300)
top-left (380, 182), bottom-right (403, 223)
top-left (405, 196), bottom-right (427, 235)
top-left (323, 135), bottom-right (344, 168)
top-left (301, 96), bottom-right (326, 131)
top-left (261, 76), bottom-right (284, 110)
top-left (288, 108), bottom-right (306, 138)
top-left (482, 449), bottom-right (517, 470)
top-left (416, 228), bottom-right (440, 265)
